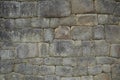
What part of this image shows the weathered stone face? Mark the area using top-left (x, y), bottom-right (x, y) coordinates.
top-left (111, 44), bottom-right (120, 58)
top-left (38, 0), bottom-right (70, 17)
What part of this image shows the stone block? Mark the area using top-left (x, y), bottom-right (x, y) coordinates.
top-left (0, 75), bottom-right (5, 80)
top-left (0, 50), bottom-right (15, 60)
top-left (95, 0), bottom-right (116, 14)
top-left (28, 58), bottom-right (44, 65)
top-left (44, 29), bottom-right (54, 42)
top-left (93, 25), bottom-right (104, 40)
top-left (81, 76), bottom-right (93, 80)
top-left (24, 75), bottom-right (44, 80)
top-left (44, 57), bottom-right (63, 65)
top-left (45, 75), bottom-right (60, 80)
top-left (114, 3), bottom-right (120, 16)
top-left (2, 1), bottom-right (20, 18)
top-left (102, 64), bottom-right (111, 73)
top-left (76, 14), bottom-right (98, 25)
top-left (16, 43), bottom-right (38, 58)
top-left (20, 2), bottom-right (37, 17)
top-left (98, 15), bottom-right (108, 24)
top-left (4, 72), bottom-right (23, 80)
top-left (61, 77), bottom-right (80, 80)
top-left (111, 44), bottom-right (120, 58)
top-left (38, 43), bottom-right (49, 57)
top-left (31, 18), bottom-right (49, 28)
top-left (55, 26), bottom-right (71, 39)
top-left (71, 26), bottom-right (92, 40)
top-left (38, 65), bottom-right (55, 75)
top-left (0, 61), bottom-right (14, 74)
top-left (94, 40), bottom-right (110, 56)
top-left (50, 18), bottom-right (60, 28)
top-left (38, 0), bottom-right (70, 17)
top-left (112, 64), bottom-right (120, 80)
top-left (63, 58), bottom-right (77, 66)
top-left (15, 19), bottom-right (31, 28)
top-left (82, 41), bottom-right (95, 56)
top-left (88, 65), bottom-right (102, 75)
top-left (96, 57), bottom-right (117, 64)
top-left (94, 73), bottom-right (111, 80)
top-left (71, 0), bottom-right (94, 13)
top-left (50, 40), bottom-right (74, 56)
top-left (105, 25), bottom-right (120, 43)
top-left (56, 66), bottom-right (73, 76)
top-left (14, 63), bottom-right (39, 75)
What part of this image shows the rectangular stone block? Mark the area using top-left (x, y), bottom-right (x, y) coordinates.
top-left (112, 64), bottom-right (120, 80)
top-left (50, 40), bottom-right (74, 56)
top-left (95, 0), bottom-right (116, 14)
top-left (81, 76), bottom-right (93, 80)
top-left (0, 50), bottom-right (15, 60)
top-left (93, 25), bottom-right (104, 40)
top-left (16, 43), bottom-right (38, 58)
top-left (61, 77), bottom-right (80, 80)
top-left (56, 66), bottom-right (73, 76)
top-left (105, 25), bottom-right (120, 43)
top-left (114, 3), bottom-right (120, 16)
top-left (94, 73), bottom-right (111, 80)
top-left (44, 29), bottom-right (54, 42)
top-left (50, 18), bottom-right (60, 28)
top-left (111, 44), bottom-right (120, 58)
top-left (44, 57), bottom-right (63, 65)
top-left (71, 26), bottom-right (92, 40)
top-left (31, 18), bottom-right (49, 28)
top-left (76, 14), bottom-right (98, 25)
top-left (24, 75), bottom-right (44, 80)
top-left (2, 1), bottom-right (20, 18)
top-left (38, 43), bottom-right (49, 57)
top-left (27, 58), bottom-right (44, 65)
top-left (63, 58), bottom-right (77, 66)
top-left (20, 2), bottom-right (37, 17)
top-left (45, 75), bottom-right (60, 80)
top-left (38, 0), bottom-right (70, 17)
top-left (71, 0), bottom-right (94, 13)
top-left (38, 65), bottom-right (55, 75)
top-left (102, 64), bottom-right (111, 73)
top-left (94, 40), bottom-right (110, 56)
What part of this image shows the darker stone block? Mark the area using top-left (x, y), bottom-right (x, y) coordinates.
top-left (38, 0), bottom-right (70, 17)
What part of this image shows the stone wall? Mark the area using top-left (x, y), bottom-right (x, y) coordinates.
top-left (0, 0), bottom-right (120, 80)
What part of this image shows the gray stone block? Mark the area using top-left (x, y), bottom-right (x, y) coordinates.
top-left (111, 44), bottom-right (120, 58)
top-left (114, 3), bottom-right (120, 16)
top-left (94, 73), bottom-right (111, 80)
top-left (44, 29), bottom-right (54, 42)
top-left (81, 76), bottom-right (93, 80)
top-left (71, 0), bottom-right (94, 13)
top-left (61, 77), bottom-right (80, 80)
top-left (20, 2), bottom-right (37, 17)
top-left (45, 75), bottom-right (60, 80)
top-left (112, 64), bottom-right (120, 80)
top-left (71, 26), bottom-right (92, 40)
top-left (95, 0), bottom-right (116, 14)
top-left (16, 43), bottom-right (38, 58)
top-left (77, 14), bottom-right (98, 25)
top-left (50, 18), bottom-right (60, 28)
top-left (38, 43), bottom-right (49, 57)
top-left (31, 18), bottom-right (49, 28)
top-left (50, 40), bottom-right (74, 56)
top-left (24, 75), bottom-right (44, 80)
top-left (38, 0), bottom-right (70, 17)
top-left (27, 58), bottom-right (44, 65)
top-left (93, 25), bottom-right (104, 40)
top-left (94, 40), bottom-right (110, 56)
top-left (56, 66), bottom-right (73, 76)
top-left (102, 64), bottom-right (111, 73)
top-left (105, 25), bottom-right (120, 43)
top-left (63, 58), bottom-right (77, 66)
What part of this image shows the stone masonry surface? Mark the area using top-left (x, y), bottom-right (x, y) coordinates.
top-left (0, 0), bottom-right (120, 80)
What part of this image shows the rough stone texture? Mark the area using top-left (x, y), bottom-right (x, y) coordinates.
top-left (76, 14), bottom-right (98, 25)
top-left (71, 26), bottom-right (92, 40)
top-left (0, 0), bottom-right (120, 80)
top-left (38, 0), bottom-right (71, 17)
top-left (111, 44), bottom-right (120, 58)
top-left (105, 25), bottom-right (120, 43)
top-left (71, 0), bottom-right (94, 14)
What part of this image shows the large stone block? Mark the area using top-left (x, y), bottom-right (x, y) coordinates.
top-left (2, 1), bottom-right (20, 18)
top-left (93, 25), bottom-right (104, 40)
top-left (71, 26), bottom-right (92, 40)
top-left (95, 0), bottom-right (116, 14)
top-left (45, 75), bottom-right (60, 80)
top-left (16, 43), bottom-right (38, 58)
top-left (31, 18), bottom-right (49, 28)
top-left (105, 25), bottom-right (120, 43)
top-left (112, 64), bottom-right (120, 80)
top-left (55, 26), bottom-right (71, 39)
top-left (94, 73), bottom-right (111, 80)
top-left (63, 58), bottom-right (77, 66)
top-left (56, 66), bottom-right (73, 76)
top-left (20, 2), bottom-right (37, 17)
top-left (44, 29), bottom-right (54, 42)
top-left (77, 14), bottom-right (98, 25)
top-left (111, 44), bottom-right (120, 58)
top-left (102, 64), bottom-right (111, 73)
top-left (24, 75), bottom-right (44, 80)
top-left (0, 50), bottom-right (15, 60)
top-left (114, 3), bottom-right (120, 16)
top-left (94, 40), bottom-right (110, 56)
top-left (38, 43), bottom-right (49, 57)
top-left (38, 0), bottom-right (70, 17)
top-left (71, 0), bottom-right (94, 13)
top-left (50, 40), bottom-right (74, 56)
